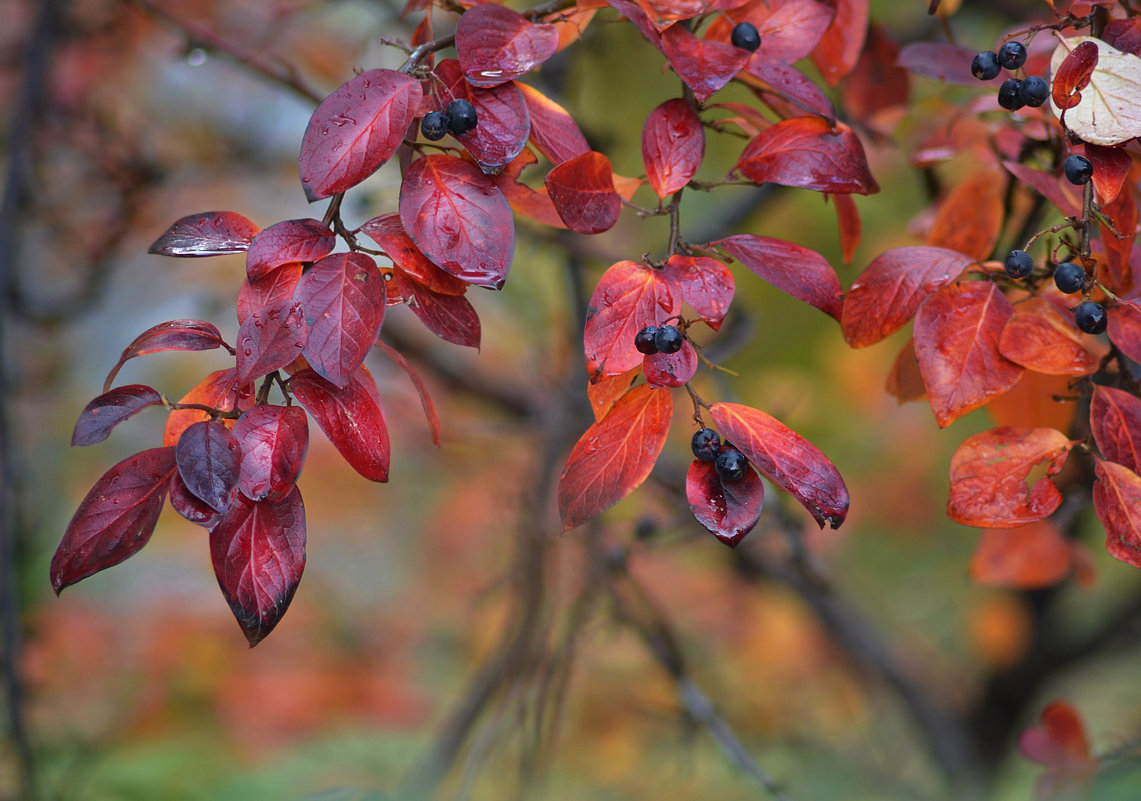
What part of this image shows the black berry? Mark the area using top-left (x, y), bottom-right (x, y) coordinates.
top-left (1053, 261), bottom-right (1087, 294)
top-left (731, 21), bottom-right (761, 52)
top-left (1064, 154), bottom-right (1093, 186)
top-left (445, 99), bottom-right (478, 135)
top-left (998, 40), bottom-right (1028, 70)
top-left (1018, 75), bottom-right (1049, 107)
top-left (654, 324), bottom-right (684, 354)
top-left (691, 428), bottom-right (722, 462)
top-left (715, 448), bottom-right (749, 482)
top-left (1075, 301), bottom-right (1108, 335)
top-left (634, 326), bottom-right (659, 354)
top-left (971, 51), bottom-right (1001, 81)
top-left (1004, 249), bottom-right (1034, 279)
top-left (420, 111), bottom-right (448, 141)
top-left (998, 78), bottom-right (1024, 111)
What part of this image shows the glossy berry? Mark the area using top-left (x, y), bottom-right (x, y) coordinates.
top-left (997, 78), bottom-right (1024, 111)
top-left (998, 40), bottom-right (1028, 70)
top-left (971, 51), bottom-right (1001, 81)
top-left (654, 324), bottom-right (684, 354)
top-left (1018, 75), bottom-right (1050, 107)
top-left (1075, 301), bottom-right (1108, 335)
top-left (715, 448), bottom-right (749, 482)
top-left (634, 326), bottom-right (659, 354)
top-left (1054, 261), bottom-right (1087, 294)
top-left (731, 21), bottom-right (761, 52)
top-left (420, 111), bottom-right (448, 141)
top-left (1004, 249), bottom-right (1034, 279)
top-left (1064, 154), bottom-right (1093, 185)
top-left (445, 99), bottom-right (478, 135)
top-left (691, 428), bottom-right (722, 462)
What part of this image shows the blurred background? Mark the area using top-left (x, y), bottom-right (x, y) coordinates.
top-left (4, 0), bottom-right (1141, 799)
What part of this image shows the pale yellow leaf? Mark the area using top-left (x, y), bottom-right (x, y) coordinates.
top-left (1050, 36), bottom-right (1141, 146)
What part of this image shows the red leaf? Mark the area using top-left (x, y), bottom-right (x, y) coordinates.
top-left (642, 340), bottom-right (697, 387)
top-left (456, 4), bottom-right (559, 87)
top-left (209, 488), bottom-right (306, 646)
top-left (737, 60), bottom-right (837, 124)
top-left (840, 23), bottom-right (909, 121)
top-left (710, 402), bottom-right (849, 529)
top-left (831, 193), bottom-right (861, 265)
top-left (971, 522), bottom-right (1076, 589)
top-left (998, 297), bottom-right (1098, 376)
top-left (841, 247), bottom-right (973, 348)
top-left (630, 0), bottom-right (706, 30)
top-left (289, 368), bottom-right (389, 482)
top-left (294, 252), bottom-right (386, 388)
top-left (947, 427), bottom-right (1073, 527)
top-left (170, 471), bottom-right (220, 528)
top-left (914, 281), bottom-right (1023, 427)
top-left (1085, 143), bottom-right (1131, 203)
top-left (1095, 459), bottom-right (1141, 569)
top-left (605, 0), bottom-right (664, 49)
top-left (176, 420), bottom-right (242, 514)
top-left (686, 458), bottom-right (764, 546)
top-left (707, 0), bottom-right (835, 64)
top-left (1104, 18), bottom-right (1141, 55)
top-left (1020, 702), bottom-right (1094, 772)
top-left (147, 211), bottom-right (259, 257)
top-left (810, 0), bottom-right (868, 86)
top-left (1099, 183), bottom-right (1137, 296)
top-left (375, 339), bottom-right (442, 446)
top-left (51, 446), bottom-right (178, 593)
top-left (734, 117), bottom-right (878, 195)
top-left (104, 319), bottom-right (229, 393)
top-left (72, 385), bottom-right (163, 447)
top-left (491, 150), bottom-right (568, 229)
top-left (1108, 299), bottom-right (1141, 363)
top-left (299, 69), bottom-right (422, 201)
top-left (545, 151), bottom-right (622, 234)
top-left (897, 42), bottom-right (993, 86)
top-left (1052, 40), bottom-right (1098, 110)
top-left (1002, 161), bottom-right (1082, 218)
top-left (233, 405), bottom-right (308, 502)
top-left (245, 219), bottom-right (335, 281)
top-left (238, 263), bottom-right (303, 325)
top-left (583, 260), bottom-right (679, 380)
top-left (587, 368), bottom-right (639, 422)
top-left (434, 59), bottom-right (530, 171)
top-left (558, 383), bottom-right (672, 530)
top-left (394, 271), bottom-right (482, 349)
top-left (358, 212), bottom-right (466, 295)
top-left (517, 82), bottom-right (590, 165)
top-left (641, 98), bottom-right (704, 200)
top-left (235, 300), bottom-right (308, 386)
top-left (716, 234), bottom-right (842, 319)
top-left (660, 254), bottom-right (734, 330)
top-left (660, 24), bottom-right (749, 104)
top-left (163, 368), bottom-right (253, 447)
top-left (1091, 385), bottom-right (1141, 473)
top-left (399, 154), bottom-right (514, 290)
top-left (927, 170), bottom-right (1004, 262)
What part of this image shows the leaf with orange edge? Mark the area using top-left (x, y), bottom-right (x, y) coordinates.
top-left (1091, 385), bottom-right (1141, 472)
top-left (999, 297), bottom-right (1098, 376)
top-left (928, 170), bottom-right (1004, 262)
top-left (947, 427), bottom-right (1074, 528)
top-left (1085, 143), bottom-right (1132, 203)
top-left (1053, 40), bottom-right (1099, 111)
top-left (971, 521), bottom-right (1076, 589)
top-left (558, 383), bottom-right (672, 530)
top-left (358, 212), bottom-right (467, 295)
top-left (734, 117), bottom-right (878, 195)
top-left (583, 260), bottom-right (679, 380)
top-left (810, 0), bottom-right (868, 86)
top-left (163, 368), bottom-right (254, 447)
top-left (545, 151), bottom-right (621, 234)
top-left (686, 458), bottom-right (764, 547)
top-left (1094, 458), bottom-right (1141, 569)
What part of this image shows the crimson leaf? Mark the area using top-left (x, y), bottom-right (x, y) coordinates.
top-left (233, 405), bottom-right (309, 502)
top-left (104, 319), bottom-right (229, 393)
top-left (147, 211), bottom-right (259, 257)
top-left (289, 368), bottom-right (390, 482)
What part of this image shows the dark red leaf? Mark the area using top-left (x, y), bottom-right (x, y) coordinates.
top-left (1085, 144), bottom-right (1132, 203)
top-left (456, 4), bottom-right (559, 87)
top-left (841, 246), bottom-right (973, 348)
top-left (897, 42), bottom-right (994, 86)
top-left (517, 82), bottom-right (590, 165)
top-left (300, 68), bottom-right (422, 201)
top-left (642, 98), bottom-right (704, 200)
top-left (716, 234), bottom-right (842, 319)
top-left (686, 458), bottom-right (764, 547)
top-left (175, 420), bottom-right (242, 514)
top-left (1052, 40), bottom-right (1098, 110)
top-left (1094, 459), bottom-right (1141, 569)
top-left (583, 260), bottom-right (679, 380)
top-left (147, 211), bottom-right (259, 257)
top-left (433, 59), bottom-right (530, 171)
top-left (233, 405), bottom-right (309, 502)
top-left (707, 0), bottom-right (835, 64)
top-left (1091, 385), bottom-right (1141, 473)
top-left (375, 339), bottom-right (442, 446)
top-left (947, 427), bottom-right (1073, 527)
top-left (1108, 300), bottom-right (1141, 364)
top-left (642, 340), bottom-right (697, 387)
top-left (710, 402), bottom-right (849, 528)
top-left (737, 60), bottom-right (837, 124)
top-left (51, 446), bottom-right (178, 593)
top-left (210, 488), bottom-right (306, 646)
top-left (235, 300), bottom-right (308, 386)
top-left (734, 117), bottom-right (878, 195)
top-left (660, 254), bottom-right (734, 330)
top-left (1104, 19), bottom-right (1141, 56)
top-left (245, 219), bottom-right (335, 281)
top-left (558, 383), bottom-right (672, 530)
top-left (104, 319), bottom-right (229, 393)
top-left (169, 471), bottom-right (220, 528)
top-left (72, 385), bottom-right (163, 447)
top-left (399, 154), bottom-right (515, 290)
top-left (358, 212), bottom-right (466, 295)
top-left (394, 271), bottom-right (481, 349)
top-left (1002, 161), bottom-right (1082, 218)
top-left (545, 151), bottom-right (622, 234)
top-left (660, 24), bottom-right (749, 104)
top-left (970, 522), bottom-right (1076, 589)
top-left (810, 0), bottom-right (868, 87)
top-left (163, 368), bottom-right (253, 447)
top-left (289, 368), bottom-right (390, 482)
top-left (998, 297), bottom-right (1098, 376)
top-left (238, 263), bottom-right (303, 325)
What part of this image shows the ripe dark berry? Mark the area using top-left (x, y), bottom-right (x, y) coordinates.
top-left (731, 21), bottom-right (761, 52)
top-left (1004, 249), bottom-right (1034, 279)
top-left (714, 448), bottom-right (749, 482)
top-left (998, 78), bottom-right (1024, 111)
top-left (1053, 261), bottom-right (1087, 294)
top-left (420, 111), bottom-right (448, 141)
top-left (1064, 154), bottom-right (1093, 185)
top-left (691, 428), bottom-right (722, 462)
top-left (971, 51), bottom-right (1001, 81)
top-left (654, 324), bottom-right (684, 354)
top-left (634, 326), bottom-right (659, 354)
top-left (1018, 75), bottom-right (1050, 107)
top-left (1075, 301), bottom-right (1108, 335)
top-left (997, 40), bottom-right (1028, 70)
top-left (445, 99), bottom-right (478, 135)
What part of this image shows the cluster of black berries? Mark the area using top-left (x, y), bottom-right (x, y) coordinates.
top-left (420, 99), bottom-right (478, 141)
top-left (972, 41), bottom-right (1049, 110)
top-left (731, 21), bottom-right (761, 52)
top-left (635, 324), bottom-right (684, 355)
top-left (691, 428), bottom-right (750, 482)
top-left (1003, 252), bottom-right (1107, 334)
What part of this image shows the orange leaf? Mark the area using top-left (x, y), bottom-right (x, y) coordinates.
top-left (830, 193), bottom-right (861, 265)
top-left (885, 337), bottom-right (926, 403)
top-left (999, 297), bottom-right (1098, 376)
top-left (927, 170), bottom-right (1004, 263)
top-left (810, 0), bottom-right (868, 87)
top-left (988, 370), bottom-right (1076, 432)
top-left (1093, 459), bottom-right (1141, 569)
top-left (587, 369), bottom-right (639, 422)
top-left (970, 521), bottom-right (1075, 589)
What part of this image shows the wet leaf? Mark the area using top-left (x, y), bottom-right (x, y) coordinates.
top-left (1091, 385), bottom-right (1141, 473)
top-left (734, 116), bottom-right (878, 195)
top-left (148, 211), bottom-right (259, 257)
top-left (456, 4), bottom-right (559, 87)
top-left (491, 150), bottom-right (568, 229)
top-left (583, 260), bottom-right (679, 380)
top-left (1050, 37), bottom-right (1141, 146)
top-left (707, 0), bottom-right (835, 64)
top-left (104, 319), bottom-right (229, 393)
top-left (235, 300), bottom-right (308, 386)
top-left (686, 458), bottom-right (764, 546)
top-left (716, 234), bottom-right (842, 319)
top-left (290, 368), bottom-right (390, 482)
top-left (545, 151), bottom-right (621, 234)
top-left (175, 420), bottom-right (242, 514)
top-left (238, 263), bottom-right (304, 325)
top-left (971, 522), bottom-right (1076, 589)
top-left (233, 405), bottom-right (309, 502)
top-left (358, 212), bottom-right (466, 295)
top-left (642, 98), bottom-right (704, 200)
top-left (660, 24), bottom-right (749, 103)
top-left (517, 82), bottom-right (591, 165)
top-left (660, 254), bottom-right (734, 331)
top-left (587, 368), bottom-right (639, 422)
top-left (394, 271), bottom-right (481, 349)
top-left (738, 60), bottom-right (836, 124)
top-left (245, 219), bottom-right (335, 281)
top-left (998, 297), bottom-right (1098, 376)
top-left (169, 471), bottom-right (220, 528)
top-left (434, 59), bottom-right (530, 171)
top-left (72, 385), bottom-right (163, 447)
top-left (642, 340), bottom-right (697, 387)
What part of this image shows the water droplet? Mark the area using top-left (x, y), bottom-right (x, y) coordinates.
top-left (187, 48), bottom-right (207, 67)
top-left (244, 348), bottom-right (253, 357)
top-left (582, 437), bottom-right (600, 455)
